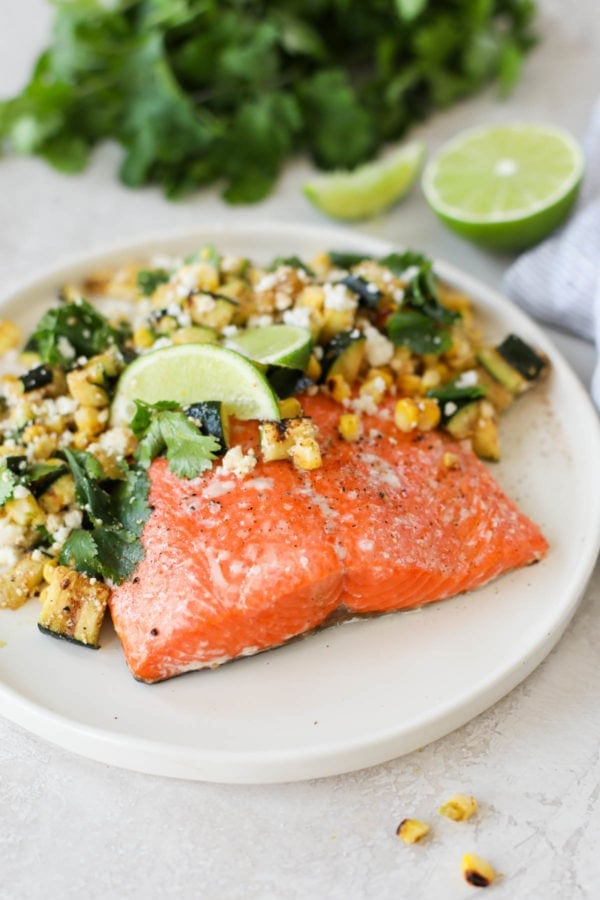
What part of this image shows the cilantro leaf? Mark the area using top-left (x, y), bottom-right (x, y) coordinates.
top-left (0, 461), bottom-right (18, 505)
top-left (136, 268), bottom-right (170, 296)
top-left (386, 310), bottom-right (453, 355)
top-left (26, 298), bottom-right (129, 366)
top-left (59, 449), bottom-right (150, 583)
top-left (134, 401), bottom-right (220, 478)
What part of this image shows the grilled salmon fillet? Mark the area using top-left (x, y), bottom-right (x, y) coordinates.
top-left (109, 393), bottom-right (548, 682)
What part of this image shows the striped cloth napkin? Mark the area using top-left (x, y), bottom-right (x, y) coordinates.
top-left (503, 99), bottom-right (600, 408)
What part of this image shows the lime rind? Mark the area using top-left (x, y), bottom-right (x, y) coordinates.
top-left (111, 343), bottom-right (281, 426)
top-left (422, 123), bottom-right (584, 225)
top-left (304, 140), bottom-right (426, 221)
top-left (225, 324), bottom-right (313, 369)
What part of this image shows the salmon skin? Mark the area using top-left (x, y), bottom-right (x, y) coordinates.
top-left (109, 393), bottom-right (548, 682)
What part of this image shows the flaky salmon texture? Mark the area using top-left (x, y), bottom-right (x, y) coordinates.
top-left (109, 393), bottom-right (548, 683)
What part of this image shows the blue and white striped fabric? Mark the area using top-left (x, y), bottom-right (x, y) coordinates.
top-left (503, 99), bottom-right (600, 408)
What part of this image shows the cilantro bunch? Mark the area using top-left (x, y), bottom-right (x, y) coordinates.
top-left (0, 0), bottom-right (537, 203)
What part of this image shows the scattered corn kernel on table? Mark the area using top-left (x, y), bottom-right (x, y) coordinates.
top-left (1, 2), bottom-right (600, 898)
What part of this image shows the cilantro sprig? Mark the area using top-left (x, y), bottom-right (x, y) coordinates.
top-left (131, 400), bottom-right (221, 479)
top-left (0, 1), bottom-right (537, 203)
top-left (59, 450), bottom-right (150, 583)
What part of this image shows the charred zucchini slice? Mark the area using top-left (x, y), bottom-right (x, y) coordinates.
top-left (38, 566), bottom-right (110, 648)
top-left (320, 330), bottom-right (366, 383)
top-left (477, 335), bottom-right (547, 394)
top-left (496, 334), bottom-right (548, 381)
top-left (20, 364), bottom-right (53, 393)
top-left (476, 347), bottom-right (527, 394)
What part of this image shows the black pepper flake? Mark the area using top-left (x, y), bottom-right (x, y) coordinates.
top-left (133, 576), bottom-right (140, 584)
top-left (150, 627), bottom-right (159, 636)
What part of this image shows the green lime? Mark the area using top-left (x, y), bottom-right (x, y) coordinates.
top-left (303, 140), bottom-right (425, 221)
top-left (111, 343), bottom-right (281, 425)
top-left (421, 123), bottom-right (584, 251)
top-left (225, 324), bottom-right (312, 369)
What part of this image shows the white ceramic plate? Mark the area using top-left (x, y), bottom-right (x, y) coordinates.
top-left (1, 223), bottom-right (599, 784)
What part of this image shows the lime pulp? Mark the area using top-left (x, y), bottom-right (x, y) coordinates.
top-left (421, 123), bottom-right (584, 251)
top-left (224, 323), bottom-right (312, 369)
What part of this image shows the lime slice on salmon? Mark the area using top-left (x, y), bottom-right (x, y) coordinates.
top-left (225, 324), bottom-right (312, 369)
top-left (422, 123), bottom-right (584, 251)
top-left (111, 343), bottom-right (281, 425)
top-left (303, 140), bottom-right (425, 221)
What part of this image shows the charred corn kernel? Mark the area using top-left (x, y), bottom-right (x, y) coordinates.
top-left (297, 285), bottom-right (325, 312)
top-left (195, 262), bottom-right (220, 292)
top-left (320, 307), bottom-right (355, 343)
top-left (396, 819), bottom-right (430, 844)
top-left (1, 374), bottom-right (24, 404)
top-left (0, 552), bottom-right (46, 610)
top-left (368, 367), bottom-right (394, 389)
top-left (359, 373), bottom-right (389, 404)
top-left (19, 350), bottom-right (42, 369)
top-left (278, 397), bottom-right (304, 418)
top-left (439, 794), bottom-right (478, 822)
top-left (74, 405), bottom-right (109, 438)
top-left (4, 492), bottom-right (45, 527)
top-left (397, 372), bottom-right (423, 397)
top-left (21, 424), bottom-right (59, 459)
top-left (133, 326), bottom-right (155, 349)
top-left (461, 853), bottom-right (496, 887)
top-left (290, 439), bottom-right (322, 471)
top-left (326, 373), bottom-right (351, 403)
top-left (39, 474), bottom-right (76, 514)
top-left (442, 452), bottom-right (461, 470)
top-left (394, 397), bottom-right (419, 432)
top-left (0, 320), bottom-right (21, 353)
top-left (67, 369), bottom-right (108, 408)
top-left (338, 413), bottom-right (362, 442)
top-left (390, 346), bottom-right (416, 375)
top-left (421, 367), bottom-right (443, 390)
top-left (306, 354), bottom-right (322, 382)
top-left (260, 418), bottom-right (321, 470)
top-left (417, 398), bottom-right (441, 431)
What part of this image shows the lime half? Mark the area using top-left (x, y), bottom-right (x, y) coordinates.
top-left (225, 324), bottom-right (312, 369)
top-left (111, 343), bottom-right (281, 425)
top-left (304, 140), bottom-right (425, 221)
top-left (422, 123), bottom-right (584, 251)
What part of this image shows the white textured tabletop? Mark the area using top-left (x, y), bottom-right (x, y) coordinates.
top-left (1, 2), bottom-right (599, 898)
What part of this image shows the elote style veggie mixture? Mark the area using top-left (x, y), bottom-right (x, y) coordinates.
top-left (0, 245), bottom-right (548, 651)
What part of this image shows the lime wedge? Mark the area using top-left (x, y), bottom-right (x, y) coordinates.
top-left (422, 123), bottom-right (584, 251)
top-left (225, 324), bottom-right (312, 369)
top-left (304, 140), bottom-right (425, 221)
top-left (111, 344), bottom-right (281, 425)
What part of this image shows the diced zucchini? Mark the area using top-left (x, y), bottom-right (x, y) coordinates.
top-left (339, 274), bottom-right (382, 309)
top-left (20, 364), bottom-right (53, 393)
top-left (38, 565), bottom-right (110, 648)
top-left (185, 400), bottom-right (229, 454)
top-left (320, 330), bottom-right (366, 383)
top-left (476, 347), bottom-right (527, 395)
top-left (319, 307), bottom-right (355, 344)
top-left (496, 334), bottom-right (548, 381)
top-left (267, 367), bottom-right (313, 399)
top-left (444, 399), bottom-right (500, 460)
top-left (189, 293), bottom-right (238, 329)
top-left (445, 401), bottom-right (481, 440)
top-left (170, 325), bottom-right (219, 345)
